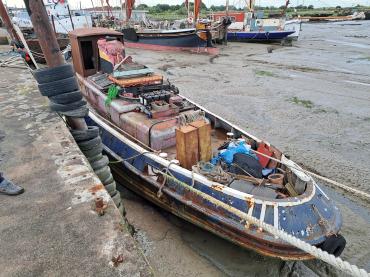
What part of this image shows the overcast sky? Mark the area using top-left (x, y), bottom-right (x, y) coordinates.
top-left (5, 0), bottom-right (370, 9)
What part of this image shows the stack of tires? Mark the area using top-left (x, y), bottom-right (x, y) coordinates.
top-left (33, 64), bottom-right (88, 117)
top-left (33, 64), bottom-right (124, 215)
top-left (71, 126), bottom-right (124, 215)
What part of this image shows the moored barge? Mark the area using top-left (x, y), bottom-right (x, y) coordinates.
top-left (69, 27), bottom-right (346, 260)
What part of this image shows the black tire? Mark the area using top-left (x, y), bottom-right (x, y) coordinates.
top-left (319, 234), bottom-right (346, 257)
top-left (61, 106), bottom-right (89, 118)
top-left (95, 166), bottom-right (111, 181)
top-left (102, 174), bottom-right (114, 186)
top-left (49, 90), bottom-right (83, 104)
top-left (39, 76), bottom-right (79, 97)
top-left (87, 153), bottom-right (103, 163)
top-left (91, 155), bottom-right (109, 171)
top-left (82, 144), bottom-right (103, 158)
top-left (78, 136), bottom-right (102, 151)
top-left (111, 191), bottom-right (121, 206)
top-left (104, 180), bottom-right (117, 194)
top-left (32, 64), bottom-right (75, 84)
top-left (49, 99), bottom-right (86, 112)
top-left (71, 126), bottom-right (99, 142)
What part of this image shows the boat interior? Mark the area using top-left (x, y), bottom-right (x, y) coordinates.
top-left (70, 28), bottom-right (312, 201)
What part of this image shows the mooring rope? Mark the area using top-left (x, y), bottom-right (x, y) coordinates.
top-left (248, 148), bottom-right (370, 201)
top-left (156, 170), bottom-right (369, 277)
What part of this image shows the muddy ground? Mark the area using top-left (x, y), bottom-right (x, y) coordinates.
top-left (121, 21), bottom-right (370, 276)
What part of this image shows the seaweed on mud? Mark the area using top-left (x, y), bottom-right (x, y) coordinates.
top-left (290, 96), bottom-right (314, 108)
top-left (254, 70), bottom-right (276, 77)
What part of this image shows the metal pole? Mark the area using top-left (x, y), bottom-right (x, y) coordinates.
top-left (23, 0), bottom-right (87, 130)
top-left (51, 14), bottom-right (56, 34)
top-left (67, 4), bottom-right (75, 30)
top-left (0, 0), bottom-right (21, 42)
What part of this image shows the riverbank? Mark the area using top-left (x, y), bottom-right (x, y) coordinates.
top-left (120, 21), bottom-right (370, 276)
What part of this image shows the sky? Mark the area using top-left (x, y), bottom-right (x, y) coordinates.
top-left (5, 0), bottom-right (370, 9)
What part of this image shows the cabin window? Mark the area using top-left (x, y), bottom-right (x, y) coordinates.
top-left (80, 40), bottom-right (95, 70)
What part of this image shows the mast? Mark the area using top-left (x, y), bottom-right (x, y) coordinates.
top-left (125, 0), bottom-right (135, 22)
top-left (247, 0), bottom-right (254, 12)
top-left (193, 0), bottom-right (201, 25)
top-left (185, 0), bottom-right (189, 20)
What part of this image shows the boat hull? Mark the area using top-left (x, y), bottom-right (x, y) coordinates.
top-left (227, 30), bottom-right (295, 42)
top-left (77, 73), bottom-right (342, 260)
top-left (27, 37), bottom-right (69, 63)
top-left (284, 20), bottom-right (302, 40)
top-left (122, 28), bottom-right (217, 54)
top-left (108, 156), bottom-right (313, 260)
top-left (81, 108), bottom-right (341, 260)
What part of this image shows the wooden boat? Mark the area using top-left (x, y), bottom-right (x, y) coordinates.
top-left (69, 27), bottom-right (346, 260)
top-left (120, 0), bottom-right (219, 54)
top-left (121, 27), bottom-right (218, 54)
top-left (300, 12), bottom-right (366, 22)
top-left (227, 30), bottom-right (294, 42)
top-left (211, 7), bottom-right (298, 42)
top-left (26, 36), bottom-right (69, 63)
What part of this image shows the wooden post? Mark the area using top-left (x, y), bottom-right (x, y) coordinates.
top-left (176, 125), bottom-right (199, 170)
top-left (23, 0), bottom-right (87, 130)
top-left (189, 120), bottom-right (212, 162)
top-left (0, 0), bottom-right (21, 42)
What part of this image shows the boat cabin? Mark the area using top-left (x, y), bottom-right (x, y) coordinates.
top-left (210, 11), bottom-right (283, 32)
top-left (69, 28), bottom-right (124, 77)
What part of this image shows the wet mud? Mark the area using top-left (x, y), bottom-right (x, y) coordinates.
top-left (119, 21), bottom-right (370, 276)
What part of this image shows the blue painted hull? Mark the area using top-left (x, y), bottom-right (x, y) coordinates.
top-left (227, 30), bottom-right (295, 41)
top-left (83, 110), bottom-right (342, 260)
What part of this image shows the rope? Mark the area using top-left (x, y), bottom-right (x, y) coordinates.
top-left (156, 170), bottom-right (369, 277)
top-left (249, 148), bottom-right (370, 201)
top-left (108, 151), bottom-right (153, 164)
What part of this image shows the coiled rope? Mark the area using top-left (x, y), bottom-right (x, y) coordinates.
top-left (156, 169), bottom-right (369, 277)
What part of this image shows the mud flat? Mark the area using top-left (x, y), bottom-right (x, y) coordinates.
top-left (120, 21), bottom-right (370, 276)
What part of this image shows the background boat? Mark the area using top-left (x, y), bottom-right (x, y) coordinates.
top-left (121, 0), bottom-right (220, 54)
top-left (227, 30), bottom-right (294, 41)
top-left (26, 36), bottom-right (70, 64)
top-left (122, 27), bottom-right (214, 53)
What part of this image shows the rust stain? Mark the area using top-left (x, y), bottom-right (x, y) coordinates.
top-left (211, 184), bottom-right (225, 192)
top-left (89, 183), bottom-right (105, 193)
top-left (112, 254), bottom-right (124, 267)
top-left (245, 196), bottom-right (255, 210)
top-left (95, 197), bottom-right (108, 216)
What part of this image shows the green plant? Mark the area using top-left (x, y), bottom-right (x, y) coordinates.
top-left (290, 96), bottom-right (314, 108)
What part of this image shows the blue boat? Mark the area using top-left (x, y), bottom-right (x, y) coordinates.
top-left (227, 30), bottom-right (295, 41)
top-left (225, 10), bottom-right (295, 42)
top-left (70, 28), bottom-right (346, 260)
top-left (121, 28), bottom-right (218, 54)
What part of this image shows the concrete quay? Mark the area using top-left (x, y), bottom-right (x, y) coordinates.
top-left (0, 52), bottom-right (152, 277)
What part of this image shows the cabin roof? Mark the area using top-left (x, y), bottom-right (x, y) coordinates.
top-left (69, 27), bottom-right (122, 38)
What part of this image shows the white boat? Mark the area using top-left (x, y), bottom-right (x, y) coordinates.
top-left (12, 0), bottom-right (92, 34)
